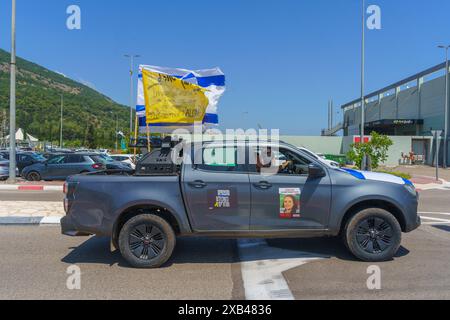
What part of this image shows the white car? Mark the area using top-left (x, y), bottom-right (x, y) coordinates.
top-left (298, 147), bottom-right (340, 168)
top-left (109, 154), bottom-right (136, 169)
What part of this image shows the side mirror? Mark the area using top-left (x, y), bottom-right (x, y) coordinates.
top-left (308, 163), bottom-right (325, 179)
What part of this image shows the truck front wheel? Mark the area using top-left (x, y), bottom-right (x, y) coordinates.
top-left (118, 214), bottom-right (176, 268)
top-left (343, 208), bottom-right (402, 262)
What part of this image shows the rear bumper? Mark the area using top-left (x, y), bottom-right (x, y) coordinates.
top-left (60, 215), bottom-right (92, 237)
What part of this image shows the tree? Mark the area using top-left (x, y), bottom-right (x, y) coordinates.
top-left (347, 132), bottom-right (393, 169)
top-left (86, 123), bottom-right (96, 149)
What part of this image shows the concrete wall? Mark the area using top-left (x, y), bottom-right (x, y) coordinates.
top-left (284, 135), bottom-right (415, 166)
top-left (280, 136), bottom-right (343, 154)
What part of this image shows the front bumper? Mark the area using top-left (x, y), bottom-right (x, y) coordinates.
top-left (403, 192), bottom-right (421, 232)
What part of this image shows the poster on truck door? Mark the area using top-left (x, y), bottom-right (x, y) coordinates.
top-left (279, 188), bottom-right (301, 219)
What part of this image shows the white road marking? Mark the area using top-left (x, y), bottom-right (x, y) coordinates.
top-left (40, 216), bottom-right (62, 224)
top-left (419, 212), bottom-right (450, 216)
top-left (420, 216), bottom-right (450, 223)
top-left (237, 239), bottom-right (326, 300)
top-left (422, 222), bottom-right (450, 225)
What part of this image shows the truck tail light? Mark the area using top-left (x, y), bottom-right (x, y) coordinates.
top-left (63, 181), bottom-right (79, 213)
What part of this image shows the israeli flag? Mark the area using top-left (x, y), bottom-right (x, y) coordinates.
top-left (136, 65), bottom-right (225, 133)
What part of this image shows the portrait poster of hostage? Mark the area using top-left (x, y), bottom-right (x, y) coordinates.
top-left (279, 188), bottom-right (301, 219)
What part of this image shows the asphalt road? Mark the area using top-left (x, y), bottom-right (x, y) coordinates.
top-left (0, 188), bottom-right (449, 300)
top-left (0, 226), bottom-right (244, 300)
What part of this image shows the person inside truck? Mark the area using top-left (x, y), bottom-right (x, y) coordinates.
top-left (255, 147), bottom-right (292, 174)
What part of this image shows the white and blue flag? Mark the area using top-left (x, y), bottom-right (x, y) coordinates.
top-left (136, 65), bottom-right (226, 133)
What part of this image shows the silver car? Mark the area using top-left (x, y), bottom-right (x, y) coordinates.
top-left (0, 156), bottom-right (19, 180)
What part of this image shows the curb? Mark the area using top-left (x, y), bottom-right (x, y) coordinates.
top-left (0, 185), bottom-right (63, 191)
top-left (0, 216), bottom-right (62, 225)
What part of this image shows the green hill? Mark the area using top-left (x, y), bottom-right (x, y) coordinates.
top-left (0, 48), bottom-right (133, 149)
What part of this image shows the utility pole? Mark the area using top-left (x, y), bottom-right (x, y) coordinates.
top-left (60, 94), bottom-right (64, 148)
top-left (438, 45), bottom-right (450, 168)
top-left (8, 0), bottom-right (17, 183)
top-left (124, 54), bottom-right (140, 136)
top-left (330, 99), bottom-right (334, 129)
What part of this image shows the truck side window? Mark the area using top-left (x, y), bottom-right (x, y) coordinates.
top-left (249, 146), bottom-right (311, 175)
top-left (197, 146), bottom-right (246, 172)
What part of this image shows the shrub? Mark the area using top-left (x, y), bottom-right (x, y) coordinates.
top-left (347, 132), bottom-right (393, 169)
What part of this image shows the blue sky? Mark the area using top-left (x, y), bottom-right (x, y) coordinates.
top-left (1, 0), bottom-right (450, 135)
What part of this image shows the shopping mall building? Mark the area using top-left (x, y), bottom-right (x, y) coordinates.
top-left (322, 61), bottom-right (450, 166)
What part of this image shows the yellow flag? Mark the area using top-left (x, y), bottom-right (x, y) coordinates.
top-left (142, 69), bottom-right (209, 124)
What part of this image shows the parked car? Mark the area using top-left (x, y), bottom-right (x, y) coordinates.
top-left (0, 155), bottom-right (19, 180)
top-left (21, 153), bottom-right (107, 181)
top-left (0, 151), bottom-right (47, 174)
top-left (88, 154), bottom-right (134, 171)
top-left (61, 140), bottom-right (420, 268)
top-left (109, 154), bottom-right (136, 169)
top-left (296, 147), bottom-right (340, 167)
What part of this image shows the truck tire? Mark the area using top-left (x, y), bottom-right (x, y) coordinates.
top-left (343, 208), bottom-right (401, 262)
top-left (118, 214), bottom-right (176, 268)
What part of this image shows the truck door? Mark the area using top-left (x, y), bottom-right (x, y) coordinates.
top-left (248, 144), bottom-right (331, 230)
top-left (182, 143), bottom-right (251, 231)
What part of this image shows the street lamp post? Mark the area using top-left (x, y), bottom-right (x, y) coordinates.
top-left (124, 54), bottom-right (140, 137)
top-left (438, 45), bottom-right (450, 168)
top-left (8, 0), bottom-right (16, 183)
top-left (360, 0), bottom-right (366, 170)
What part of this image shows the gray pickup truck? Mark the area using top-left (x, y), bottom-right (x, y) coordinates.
top-left (61, 140), bottom-right (420, 268)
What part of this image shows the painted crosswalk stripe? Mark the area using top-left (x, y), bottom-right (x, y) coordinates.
top-left (237, 239), bottom-right (325, 300)
top-left (419, 212), bottom-right (450, 216)
top-left (420, 216), bottom-right (450, 224)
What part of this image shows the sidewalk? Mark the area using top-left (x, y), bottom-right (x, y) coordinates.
top-left (382, 165), bottom-right (450, 191)
top-left (0, 201), bottom-right (64, 225)
top-left (388, 165), bottom-right (450, 181)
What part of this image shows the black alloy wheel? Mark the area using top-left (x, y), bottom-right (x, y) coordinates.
top-left (129, 224), bottom-right (165, 260)
top-left (355, 217), bottom-right (393, 254)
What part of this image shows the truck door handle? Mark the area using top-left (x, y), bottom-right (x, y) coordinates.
top-left (253, 181), bottom-right (272, 190)
top-left (188, 180), bottom-right (207, 188)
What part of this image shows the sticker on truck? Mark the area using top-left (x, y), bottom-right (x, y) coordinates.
top-left (208, 188), bottom-right (237, 210)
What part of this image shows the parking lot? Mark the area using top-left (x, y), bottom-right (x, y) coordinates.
top-left (0, 187), bottom-right (449, 300)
